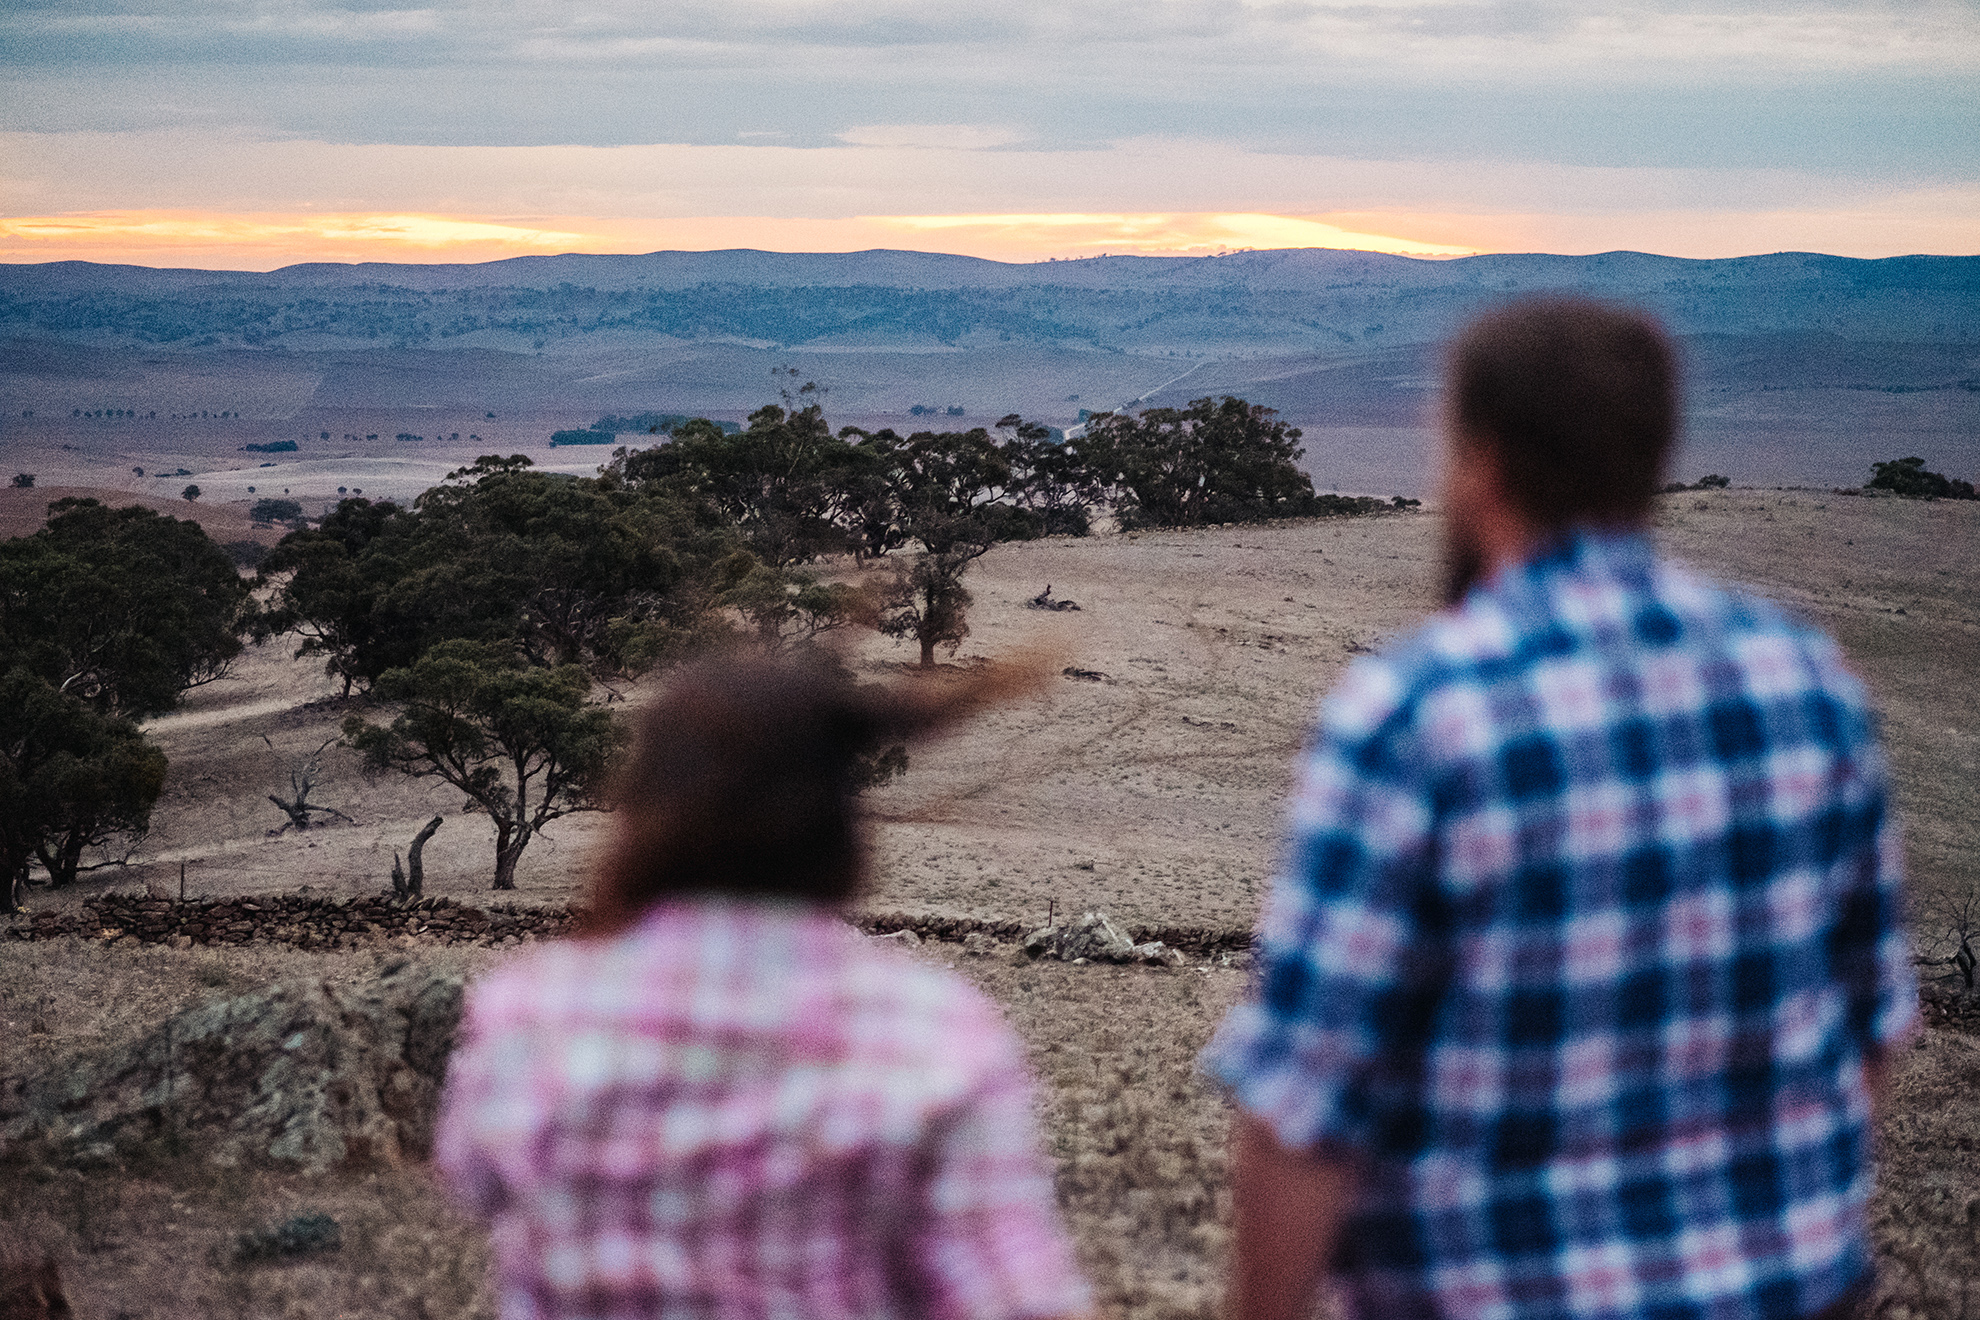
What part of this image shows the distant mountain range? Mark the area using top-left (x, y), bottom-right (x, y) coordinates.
top-left (2, 248), bottom-right (1975, 495)
top-left (4, 248), bottom-right (1976, 355)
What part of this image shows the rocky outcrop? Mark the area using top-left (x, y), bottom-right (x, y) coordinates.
top-left (1021, 912), bottom-right (1186, 967)
top-left (0, 958), bottom-right (463, 1174)
top-left (854, 911), bottom-right (1251, 959)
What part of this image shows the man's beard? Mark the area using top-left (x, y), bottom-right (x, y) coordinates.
top-left (1440, 522), bottom-right (1487, 608)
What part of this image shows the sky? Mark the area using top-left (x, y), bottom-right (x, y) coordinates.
top-left (2, 0), bottom-right (1977, 268)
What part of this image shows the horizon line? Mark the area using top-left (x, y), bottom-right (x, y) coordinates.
top-left (8, 207), bottom-right (1975, 273)
top-left (8, 244), bottom-right (1980, 277)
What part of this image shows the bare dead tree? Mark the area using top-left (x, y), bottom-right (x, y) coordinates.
top-left (1914, 883), bottom-right (1978, 991)
top-left (391, 815), bottom-right (445, 900)
top-left (263, 735), bottom-right (356, 833)
top-left (1950, 888), bottom-right (1977, 991)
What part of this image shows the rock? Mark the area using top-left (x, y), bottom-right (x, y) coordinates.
top-left (961, 932), bottom-right (999, 957)
top-left (1132, 941), bottom-right (1185, 968)
top-left (1018, 911), bottom-right (1140, 964)
top-left (233, 1212), bottom-right (343, 1263)
top-left (0, 959), bottom-right (464, 1174)
top-left (873, 928), bottom-right (922, 947)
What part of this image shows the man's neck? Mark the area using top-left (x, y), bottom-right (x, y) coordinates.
top-left (1468, 497), bottom-right (1541, 582)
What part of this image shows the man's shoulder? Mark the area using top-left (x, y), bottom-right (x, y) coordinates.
top-left (1634, 553), bottom-right (1868, 709)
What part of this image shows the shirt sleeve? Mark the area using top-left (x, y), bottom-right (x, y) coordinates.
top-left (1830, 736), bottom-right (1919, 1055)
top-left (912, 1025), bottom-right (1091, 1320)
top-left (1203, 662), bottom-right (1444, 1158)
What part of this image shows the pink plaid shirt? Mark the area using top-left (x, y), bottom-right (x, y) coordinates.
top-left (435, 898), bottom-right (1089, 1320)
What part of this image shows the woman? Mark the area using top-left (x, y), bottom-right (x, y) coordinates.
top-left (435, 653), bottom-right (1089, 1320)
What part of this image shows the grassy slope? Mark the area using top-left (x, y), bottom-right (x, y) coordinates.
top-left (4, 490), bottom-right (1976, 1319)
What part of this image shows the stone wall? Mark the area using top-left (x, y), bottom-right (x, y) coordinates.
top-left (2, 892), bottom-right (1256, 957)
top-left (2, 892), bottom-right (576, 950)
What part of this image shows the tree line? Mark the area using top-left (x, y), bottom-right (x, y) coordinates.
top-left (3, 394), bottom-right (1404, 904)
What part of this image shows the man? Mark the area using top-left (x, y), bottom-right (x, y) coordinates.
top-left (1205, 299), bottom-right (1915, 1320)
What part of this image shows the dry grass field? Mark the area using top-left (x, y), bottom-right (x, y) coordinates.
top-left (3, 487), bottom-right (1977, 1318)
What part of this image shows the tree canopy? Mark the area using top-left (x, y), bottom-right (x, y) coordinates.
top-left (343, 640), bottom-right (623, 890)
top-left (260, 458), bottom-right (728, 692)
top-left (0, 498), bottom-right (247, 905)
top-left (280, 390), bottom-right (1408, 883)
top-left (1080, 396), bottom-right (1324, 528)
top-left (0, 667), bottom-right (169, 911)
top-left (1869, 456), bottom-right (1977, 500)
top-left (0, 498), bottom-right (252, 719)
top-left (607, 404), bottom-right (854, 566)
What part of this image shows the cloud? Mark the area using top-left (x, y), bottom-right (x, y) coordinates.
top-left (1, 2), bottom-right (1975, 264)
top-left (6, 129), bottom-right (1970, 220)
top-left (873, 212), bottom-right (1475, 257)
top-left (0, 212), bottom-right (591, 264)
top-left (10, 1), bottom-right (1977, 72)
top-left (6, 189), bottom-right (1976, 270)
top-left (837, 124), bottom-right (1028, 151)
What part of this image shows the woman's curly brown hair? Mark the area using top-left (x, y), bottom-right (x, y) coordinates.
top-left (584, 651), bottom-right (1039, 934)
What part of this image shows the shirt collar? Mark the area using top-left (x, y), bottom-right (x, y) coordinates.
top-left (1485, 525), bottom-right (1656, 603)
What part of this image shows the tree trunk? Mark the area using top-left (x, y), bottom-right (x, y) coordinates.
top-left (1, 847), bottom-right (28, 914)
top-left (919, 633), bottom-right (936, 668)
top-left (406, 815), bottom-right (442, 899)
top-left (492, 820), bottom-right (529, 891)
top-left (36, 829), bottom-right (87, 889)
top-left (269, 795), bottom-right (312, 830)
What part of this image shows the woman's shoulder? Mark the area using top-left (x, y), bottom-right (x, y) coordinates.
top-left (835, 938), bottom-right (1024, 1078)
top-left (460, 902), bottom-right (1010, 1048)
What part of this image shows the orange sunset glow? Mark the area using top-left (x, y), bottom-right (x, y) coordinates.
top-left (0, 210), bottom-right (1477, 269)
top-left (9, 203), bottom-right (1975, 272)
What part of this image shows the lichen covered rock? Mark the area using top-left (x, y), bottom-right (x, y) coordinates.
top-left (0, 958), bottom-right (463, 1173)
top-left (1021, 912), bottom-right (1177, 965)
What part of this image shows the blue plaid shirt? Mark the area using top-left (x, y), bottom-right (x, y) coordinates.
top-left (1206, 530), bottom-right (1915, 1320)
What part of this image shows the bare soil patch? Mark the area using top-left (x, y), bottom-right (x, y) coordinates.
top-left (0, 484), bottom-right (283, 546)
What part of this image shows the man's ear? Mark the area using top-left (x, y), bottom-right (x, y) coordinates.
top-left (1444, 429), bottom-right (1502, 509)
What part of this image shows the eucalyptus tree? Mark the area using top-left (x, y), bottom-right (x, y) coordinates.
top-left (0, 497), bottom-right (251, 718)
top-left (1080, 395), bottom-right (1320, 527)
top-left (343, 640), bottom-right (623, 891)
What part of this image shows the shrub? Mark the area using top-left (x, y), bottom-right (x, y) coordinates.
top-left (10, 473), bottom-right (32, 489)
top-left (249, 497), bottom-right (303, 523)
top-left (1661, 475), bottom-right (1729, 493)
top-left (1868, 457), bottom-right (1976, 500)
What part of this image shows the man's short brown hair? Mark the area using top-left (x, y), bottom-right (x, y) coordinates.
top-left (1447, 298), bottom-right (1679, 529)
